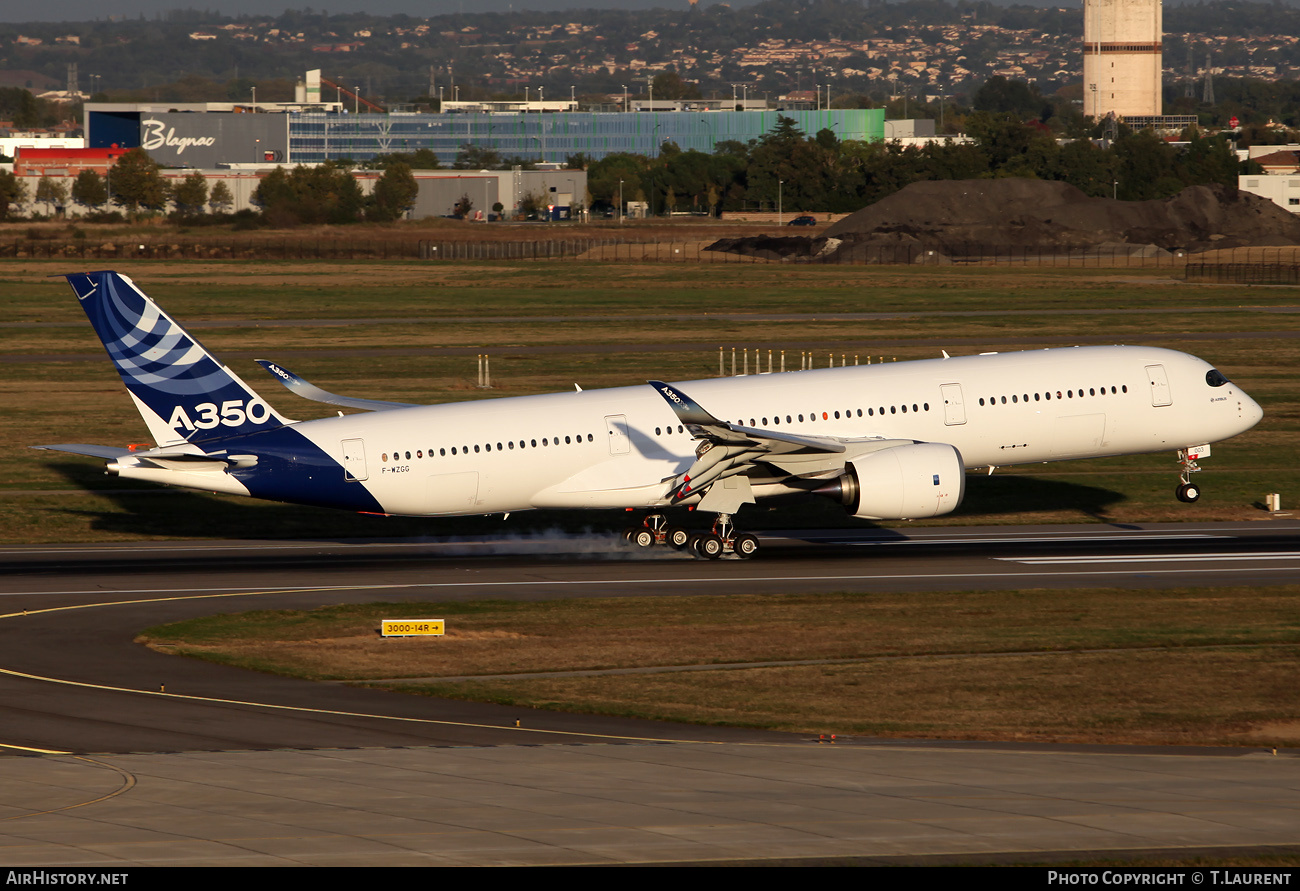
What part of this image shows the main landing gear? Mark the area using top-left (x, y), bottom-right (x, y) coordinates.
top-left (622, 513), bottom-right (760, 559)
top-left (1175, 447), bottom-right (1203, 504)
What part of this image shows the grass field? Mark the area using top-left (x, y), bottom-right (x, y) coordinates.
top-left (3, 258), bottom-right (1298, 541)
top-left (138, 584), bottom-right (1300, 747)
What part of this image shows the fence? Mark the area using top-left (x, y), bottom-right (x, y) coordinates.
top-left (1185, 248), bottom-right (1300, 284)
top-left (7, 235), bottom-right (1300, 278)
top-left (0, 238), bottom-right (427, 260)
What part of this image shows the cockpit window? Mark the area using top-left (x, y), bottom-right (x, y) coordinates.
top-left (1206, 369), bottom-right (1231, 388)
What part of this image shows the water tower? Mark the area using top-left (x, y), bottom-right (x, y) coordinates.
top-left (1083, 0), bottom-right (1163, 119)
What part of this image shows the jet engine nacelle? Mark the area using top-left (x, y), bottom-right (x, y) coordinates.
top-left (822, 442), bottom-right (965, 520)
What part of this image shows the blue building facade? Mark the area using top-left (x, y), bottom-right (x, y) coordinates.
top-left (87, 104), bottom-right (886, 167)
top-left (287, 109), bottom-right (885, 165)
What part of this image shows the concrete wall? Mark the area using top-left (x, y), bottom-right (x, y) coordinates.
top-left (15, 166), bottom-right (587, 220)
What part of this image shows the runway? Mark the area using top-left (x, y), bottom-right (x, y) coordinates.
top-left (2, 521), bottom-right (1299, 865)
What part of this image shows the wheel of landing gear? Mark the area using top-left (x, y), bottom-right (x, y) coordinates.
top-left (733, 533), bottom-right (759, 558)
top-left (667, 526), bottom-right (691, 550)
top-left (632, 528), bottom-right (656, 548)
top-left (621, 526), bottom-right (640, 542)
top-left (1176, 482), bottom-right (1202, 503)
top-left (694, 533), bottom-right (724, 559)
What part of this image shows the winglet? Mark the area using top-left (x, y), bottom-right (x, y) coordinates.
top-left (647, 380), bottom-right (725, 427)
top-left (256, 360), bottom-right (419, 412)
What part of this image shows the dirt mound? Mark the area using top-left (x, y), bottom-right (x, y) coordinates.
top-left (712, 180), bottom-right (1300, 261)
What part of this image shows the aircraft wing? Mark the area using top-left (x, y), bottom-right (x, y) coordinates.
top-left (255, 360), bottom-right (420, 412)
top-left (648, 380), bottom-right (876, 506)
top-left (648, 380), bottom-right (845, 454)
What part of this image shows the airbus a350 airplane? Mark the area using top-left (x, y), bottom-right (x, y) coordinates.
top-left (35, 271), bottom-right (1264, 558)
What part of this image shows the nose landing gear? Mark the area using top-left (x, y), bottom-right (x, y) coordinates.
top-left (1175, 446), bottom-right (1206, 503)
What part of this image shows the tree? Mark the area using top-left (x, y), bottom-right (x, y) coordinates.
top-left (71, 170), bottom-right (108, 211)
top-left (973, 76), bottom-right (1051, 122)
top-left (173, 172), bottom-right (209, 216)
top-left (252, 162), bottom-right (363, 225)
top-left (109, 148), bottom-right (171, 213)
top-left (208, 181), bottom-right (234, 214)
top-left (453, 193), bottom-right (473, 219)
top-left (369, 162), bottom-right (418, 222)
top-left (651, 69), bottom-right (702, 101)
top-left (0, 170), bottom-right (26, 220)
top-left (454, 143), bottom-right (503, 169)
top-left (34, 176), bottom-right (69, 215)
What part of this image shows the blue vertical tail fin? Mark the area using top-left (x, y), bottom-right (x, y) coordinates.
top-left (65, 271), bottom-right (292, 447)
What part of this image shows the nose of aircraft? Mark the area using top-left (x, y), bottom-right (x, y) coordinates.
top-left (1240, 388), bottom-right (1264, 432)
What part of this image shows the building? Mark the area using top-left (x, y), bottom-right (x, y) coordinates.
top-left (1083, 0), bottom-right (1163, 119)
top-left (14, 146), bottom-right (125, 176)
top-left (1239, 172), bottom-right (1300, 213)
top-left (83, 64), bottom-right (884, 170)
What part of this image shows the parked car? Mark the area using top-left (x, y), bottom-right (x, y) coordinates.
top-left (787, 215), bottom-right (817, 227)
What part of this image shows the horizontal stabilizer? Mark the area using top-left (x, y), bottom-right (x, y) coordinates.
top-left (31, 443), bottom-right (135, 459)
top-left (256, 360), bottom-right (419, 412)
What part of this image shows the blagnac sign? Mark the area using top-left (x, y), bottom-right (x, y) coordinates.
top-left (132, 112), bottom-right (289, 168)
top-left (141, 119), bottom-right (216, 155)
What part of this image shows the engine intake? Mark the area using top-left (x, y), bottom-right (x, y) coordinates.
top-left (818, 442), bottom-right (965, 520)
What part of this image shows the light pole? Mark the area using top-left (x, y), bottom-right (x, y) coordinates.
top-left (354, 87), bottom-right (360, 115)
top-left (778, 179), bottom-right (784, 226)
top-left (618, 179), bottom-right (623, 224)
top-left (622, 84), bottom-right (628, 112)
top-left (1113, 180), bottom-right (1119, 200)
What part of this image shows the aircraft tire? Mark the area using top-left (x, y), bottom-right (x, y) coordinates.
top-left (1177, 482), bottom-right (1201, 503)
top-left (694, 534), bottom-right (724, 559)
top-left (733, 533), bottom-right (759, 558)
top-left (632, 528), bottom-right (656, 548)
top-left (667, 526), bottom-right (691, 549)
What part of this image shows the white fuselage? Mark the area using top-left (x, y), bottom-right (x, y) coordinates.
top-left (270, 345), bottom-right (1260, 517)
